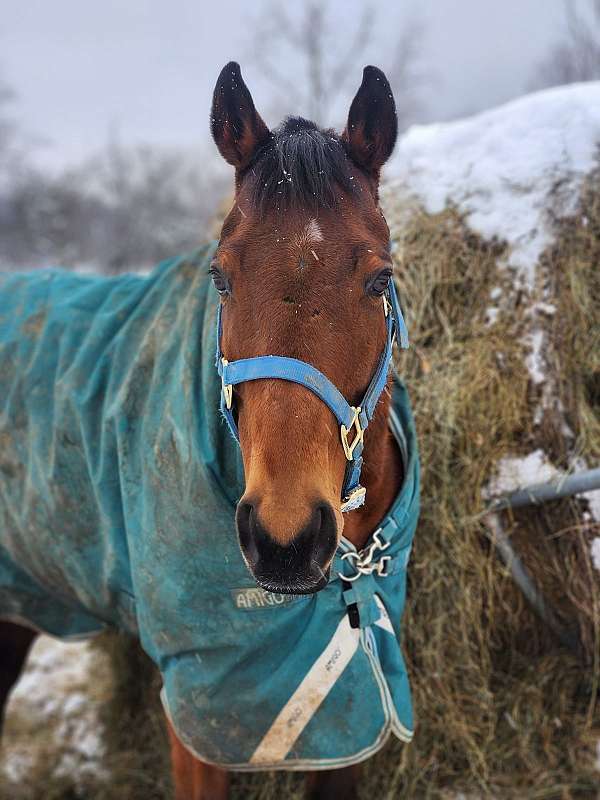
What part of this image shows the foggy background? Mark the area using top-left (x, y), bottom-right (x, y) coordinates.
top-left (1, 0), bottom-right (599, 272)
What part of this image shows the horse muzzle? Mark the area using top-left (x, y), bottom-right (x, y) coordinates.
top-left (235, 499), bottom-right (338, 595)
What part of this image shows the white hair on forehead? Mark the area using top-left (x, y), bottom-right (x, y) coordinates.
top-left (293, 218), bottom-right (324, 251)
top-left (305, 218), bottom-right (323, 243)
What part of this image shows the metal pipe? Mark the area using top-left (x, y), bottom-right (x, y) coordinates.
top-left (489, 467), bottom-right (600, 511)
top-left (483, 513), bottom-right (580, 654)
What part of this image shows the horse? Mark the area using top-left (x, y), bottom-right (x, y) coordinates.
top-left (0, 62), bottom-right (420, 800)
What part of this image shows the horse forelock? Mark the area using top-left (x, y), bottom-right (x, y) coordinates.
top-left (244, 116), bottom-right (356, 213)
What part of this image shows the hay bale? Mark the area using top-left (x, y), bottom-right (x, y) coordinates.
top-left (367, 198), bottom-right (600, 798)
top-left (368, 83), bottom-right (600, 798)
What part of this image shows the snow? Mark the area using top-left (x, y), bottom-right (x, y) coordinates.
top-left (485, 307), bottom-right (500, 326)
top-left (485, 450), bottom-right (560, 498)
top-left (534, 302), bottom-right (557, 316)
top-left (388, 82), bottom-right (600, 290)
top-left (1, 635), bottom-right (109, 789)
top-left (586, 494), bottom-right (600, 522)
top-left (524, 329), bottom-right (546, 385)
top-left (569, 458), bottom-right (600, 524)
top-left (386, 82), bottom-right (600, 392)
top-left (485, 288), bottom-right (503, 327)
top-left (591, 539), bottom-right (600, 573)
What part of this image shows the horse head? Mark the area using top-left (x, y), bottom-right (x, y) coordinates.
top-left (210, 61), bottom-right (399, 594)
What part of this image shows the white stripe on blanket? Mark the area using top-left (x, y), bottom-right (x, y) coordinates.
top-left (249, 615), bottom-right (360, 764)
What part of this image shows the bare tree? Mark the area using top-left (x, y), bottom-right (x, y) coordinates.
top-left (0, 66), bottom-right (230, 273)
top-left (87, 139), bottom-right (228, 272)
top-left (530, 0), bottom-right (600, 89)
top-left (0, 71), bottom-right (24, 187)
top-left (248, 0), bottom-right (429, 128)
top-left (0, 79), bottom-right (15, 157)
top-left (387, 16), bottom-right (429, 129)
top-left (248, 1), bottom-right (374, 124)
top-left (0, 138), bottom-right (229, 273)
top-left (246, 1), bottom-right (427, 129)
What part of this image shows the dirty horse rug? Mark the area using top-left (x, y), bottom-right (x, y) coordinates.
top-left (0, 245), bottom-right (420, 770)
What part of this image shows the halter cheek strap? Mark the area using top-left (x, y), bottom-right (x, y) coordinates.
top-left (215, 277), bottom-right (409, 513)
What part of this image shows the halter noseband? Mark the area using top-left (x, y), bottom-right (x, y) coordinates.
top-left (215, 277), bottom-right (409, 513)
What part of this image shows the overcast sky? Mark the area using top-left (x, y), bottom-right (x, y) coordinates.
top-left (2, 0), bottom-right (569, 170)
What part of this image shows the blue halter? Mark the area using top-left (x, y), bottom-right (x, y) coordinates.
top-left (215, 277), bottom-right (409, 512)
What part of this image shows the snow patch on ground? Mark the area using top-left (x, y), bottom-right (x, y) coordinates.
top-left (1, 635), bottom-right (109, 789)
top-left (387, 82), bottom-right (600, 290)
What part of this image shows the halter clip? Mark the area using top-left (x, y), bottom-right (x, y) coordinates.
top-left (339, 529), bottom-right (392, 581)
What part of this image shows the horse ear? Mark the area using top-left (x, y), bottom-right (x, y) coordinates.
top-left (343, 66), bottom-right (398, 179)
top-left (211, 62), bottom-right (270, 171)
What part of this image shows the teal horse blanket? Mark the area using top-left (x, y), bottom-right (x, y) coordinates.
top-left (0, 245), bottom-right (420, 770)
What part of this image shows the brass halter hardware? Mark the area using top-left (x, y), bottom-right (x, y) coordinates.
top-left (340, 406), bottom-right (364, 461)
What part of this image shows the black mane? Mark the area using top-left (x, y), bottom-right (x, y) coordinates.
top-left (245, 117), bottom-right (356, 212)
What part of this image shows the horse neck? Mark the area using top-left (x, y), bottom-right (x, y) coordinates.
top-left (341, 385), bottom-right (403, 550)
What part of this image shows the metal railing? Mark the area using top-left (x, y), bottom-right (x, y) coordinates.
top-left (483, 467), bottom-right (600, 657)
top-left (488, 467), bottom-right (600, 511)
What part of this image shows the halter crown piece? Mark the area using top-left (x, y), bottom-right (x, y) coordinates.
top-left (216, 275), bottom-right (409, 513)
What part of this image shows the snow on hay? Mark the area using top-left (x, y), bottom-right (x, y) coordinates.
top-left (387, 81), bottom-right (600, 289)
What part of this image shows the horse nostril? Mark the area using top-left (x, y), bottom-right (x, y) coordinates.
top-left (236, 501), bottom-right (260, 567)
top-left (310, 502), bottom-right (337, 569)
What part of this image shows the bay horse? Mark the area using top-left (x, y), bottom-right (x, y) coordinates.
top-left (0, 62), bottom-right (420, 799)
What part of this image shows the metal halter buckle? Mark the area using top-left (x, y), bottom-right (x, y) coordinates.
top-left (340, 406), bottom-right (364, 461)
top-left (221, 358), bottom-right (233, 409)
top-left (338, 528), bottom-right (391, 582)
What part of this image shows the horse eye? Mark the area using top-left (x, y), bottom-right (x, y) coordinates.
top-left (209, 263), bottom-right (230, 295)
top-left (366, 267), bottom-right (392, 297)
